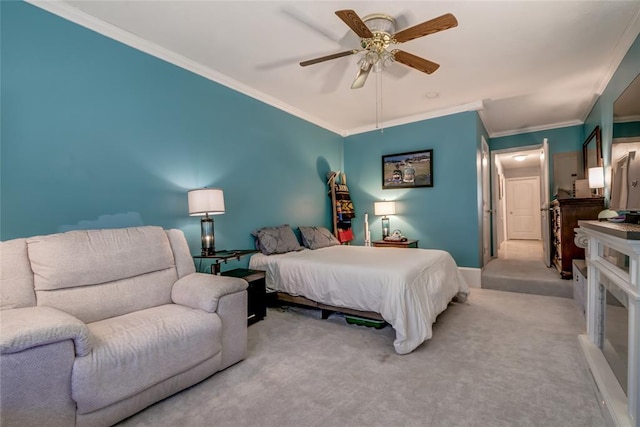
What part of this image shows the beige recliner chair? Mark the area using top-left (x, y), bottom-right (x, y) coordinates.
top-left (0, 226), bottom-right (248, 427)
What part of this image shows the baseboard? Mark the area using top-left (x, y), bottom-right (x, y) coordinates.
top-left (459, 267), bottom-right (481, 288)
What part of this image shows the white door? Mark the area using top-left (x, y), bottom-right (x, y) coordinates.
top-left (506, 177), bottom-right (541, 240)
top-left (481, 137), bottom-right (491, 266)
top-left (540, 139), bottom-right (552, 267)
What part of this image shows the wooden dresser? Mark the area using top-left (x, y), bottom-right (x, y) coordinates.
top-left (551, 197), bottom-right (603, 278)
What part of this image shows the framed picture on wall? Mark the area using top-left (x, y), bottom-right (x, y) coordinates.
top-left (382, 149), bottom-right (433, 189)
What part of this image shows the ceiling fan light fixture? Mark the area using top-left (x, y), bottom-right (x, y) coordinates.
top-left (362, 14), bottom-right (396, 35)
top-left (380, 50), bottom-right (394, 67)
top-left (364, 51), bottom-right (378, 64)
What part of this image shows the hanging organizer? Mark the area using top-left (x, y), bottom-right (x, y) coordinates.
top-left (328, 171), bottom-right (355, 243)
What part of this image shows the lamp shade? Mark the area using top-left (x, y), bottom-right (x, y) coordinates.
top-left (188, 188), bottom-right (225, 216)
top-left (374, 201), bottom-right (396, 216)
top-left (588, 167), bottom-right (604, 189)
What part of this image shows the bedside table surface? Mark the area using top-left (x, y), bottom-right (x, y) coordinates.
top-left (192, 249), bottom-right (257, 260)
top-left (193, 250), bottom-right (257, 274)
top-left (372, 239), bottom-right (419, 248)
top-left (372, 239), bottom-right (418, 244)
top-left (221, 268), bottom-right (265, 282)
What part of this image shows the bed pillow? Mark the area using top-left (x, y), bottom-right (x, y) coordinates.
top-left (299, 226), bottom-right (340, 250)
top-left (253, 225), bottom-right (304, 255)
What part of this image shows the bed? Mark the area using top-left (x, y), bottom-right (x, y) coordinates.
top-left (249, 244), bottom-right (469, 355)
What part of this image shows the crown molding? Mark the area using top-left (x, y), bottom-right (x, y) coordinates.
top-left (593, 7), bottom-right (640, 98)
top-left (25, 1), bottom-right (639, 142)
top-left (614, 115), bottom-right (640, 124)
top-left (489, 119), bottom-right (584, 139)
top-left (344, 100), bottom-right (484, 137)
top-left (26, 0), bottom-right (345, 136)
top-left (476, 107), bottom-right (493, 136)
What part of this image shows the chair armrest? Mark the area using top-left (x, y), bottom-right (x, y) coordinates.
top-left (0, 306), bottom-right (92, 357)
top-left (172, 273), bottom-right (248, 313)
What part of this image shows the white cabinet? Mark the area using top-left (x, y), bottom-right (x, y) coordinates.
top-left (572, 259), bottom-right (587, 317)
top-left (575, 221), bottom-right (640, 427)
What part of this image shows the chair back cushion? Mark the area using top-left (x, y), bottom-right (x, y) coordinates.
top-left (28, 226), bottom-right (178, 323)
top-left (0, 238), bottom-right (36, 310)
top-left (165, 229), bottom-right (196, 278)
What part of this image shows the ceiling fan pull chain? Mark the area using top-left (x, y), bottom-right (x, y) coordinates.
top-left (376, 70), bottom-right (384, 133)
top-left (375, 71), bottom-right (379, 129)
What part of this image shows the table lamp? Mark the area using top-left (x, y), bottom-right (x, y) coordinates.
top-left (374, 201), bottom-right (396, 238)
top-left (588, 166), bottom-right (604, 196)
top-left (188, 188), bottom-right (225, 255)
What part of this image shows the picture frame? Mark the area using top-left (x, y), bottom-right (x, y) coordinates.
top-left (382, 149), bottom-right (433, 189)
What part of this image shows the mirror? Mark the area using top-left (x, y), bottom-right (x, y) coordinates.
top-left (610, 73), bottom-right (640, 211)
top-left (583, 125), bottom-right (602, 179)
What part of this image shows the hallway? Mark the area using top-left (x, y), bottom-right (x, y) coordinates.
top-left (481, 240), bottom-right (574, 298)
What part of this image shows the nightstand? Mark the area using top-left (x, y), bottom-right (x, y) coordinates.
top-left (193, 249), bottom-right (257, 274)
top-left (221, 268), bottom-right (266, 325)
top-left (372, 239), bottom-right (418, 249)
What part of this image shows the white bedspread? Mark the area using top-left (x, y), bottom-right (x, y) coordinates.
top-left (249, 245), bottom-right (469, 354)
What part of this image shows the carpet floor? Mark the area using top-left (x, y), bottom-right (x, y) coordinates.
top-left (481, 258), bottom-right (574, 299)
top-left (116, 288), bottom-right (605, 427)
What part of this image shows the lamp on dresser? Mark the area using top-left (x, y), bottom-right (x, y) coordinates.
top-left (188, 187), bottom-right (225, 255)
top-left (588, 166), bottom-right (604, 196)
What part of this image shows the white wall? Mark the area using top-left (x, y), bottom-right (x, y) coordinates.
top-left (503, 166), bottom-right (540, 179)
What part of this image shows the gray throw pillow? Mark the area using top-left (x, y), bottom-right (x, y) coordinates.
top-left (254, 225), bottom-right (304, 255)
top-left (299, 226), bottom-right (340, 250)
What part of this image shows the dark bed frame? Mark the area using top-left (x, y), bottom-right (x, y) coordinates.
top-left (274, 292), bottom-right (385, 321)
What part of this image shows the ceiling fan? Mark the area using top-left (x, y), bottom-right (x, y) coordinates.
top-left (300, 10), bottom-right (458, 89)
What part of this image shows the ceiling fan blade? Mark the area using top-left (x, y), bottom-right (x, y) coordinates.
top-left (335, 10), bottom-right (373, 39)
top-left (393, 50), bottom-right (440, 74)
top-left (300, 50), bottom-right (358, 67)
top-left (351, 64), bottom-right (371, 89)
top-left (393, 13), bottom-right (458, 43)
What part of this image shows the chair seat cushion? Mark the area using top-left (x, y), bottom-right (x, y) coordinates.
top-left (72, 304), bottom-right (222, 414)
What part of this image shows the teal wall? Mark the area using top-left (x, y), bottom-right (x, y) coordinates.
top-left (0, 2), bottom-right (343, 262)
top-left (344, 112), bottom-right (481, 268)
top-left (489, 124), bottom-right (585, 197)
top-left (613, 121), bottom-right (640, 139)
top-left (1, 1), bottom-right (481, 270)
top-left (584, 34), bottom-right (640, 202)
top-left (5, 1), bottom-right (634, 271)
top-left (490, 125), bottom-right (583, 152)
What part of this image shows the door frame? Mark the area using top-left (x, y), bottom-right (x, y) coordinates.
top-left (490, 144), bottom-right (543, 257)
top-left (481, 136), bottom-right (491, 266)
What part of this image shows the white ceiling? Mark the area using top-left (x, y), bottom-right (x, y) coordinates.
top-left (496, 149), bottom-right (541, 170)
top-left (33, 1), bottom-right (640, 137)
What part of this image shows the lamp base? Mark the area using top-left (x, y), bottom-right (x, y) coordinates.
top-left (382, 216), bottom-right (390, 239)
top-left (200, 216), bottom-right (215, 256)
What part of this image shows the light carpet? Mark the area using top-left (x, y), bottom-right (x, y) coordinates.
top-left (482, 258), bottom-right (573, 299)
top-left (116, 288), bottom-right (605, 427)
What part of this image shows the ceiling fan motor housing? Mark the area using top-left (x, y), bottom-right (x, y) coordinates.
top-left (362, 14), bottom-right (396, 52)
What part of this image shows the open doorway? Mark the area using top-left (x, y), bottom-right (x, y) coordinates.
top-left (483, 144), bottom-right (578, 299)
top-left (492, 146), bottom-right (544, 262)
